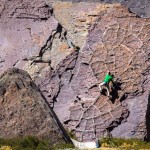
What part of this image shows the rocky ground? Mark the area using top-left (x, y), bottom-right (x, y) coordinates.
top-left (0, 0), bottom-right (150, 143)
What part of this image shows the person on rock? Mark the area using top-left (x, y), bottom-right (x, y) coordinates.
top-left (99, 71), bottom-right (114, 98)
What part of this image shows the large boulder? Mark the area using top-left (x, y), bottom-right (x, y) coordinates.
top-left (40, 4), bottom-right (150, 141)
top-left (0, 68), bottom-right (71, 144)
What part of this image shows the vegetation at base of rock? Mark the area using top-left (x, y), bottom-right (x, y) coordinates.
top-left (100, 138), bottom-right (150, 149)
top-left (67, 130), bottom-right (77, 140)
top-left (0, 136), bottom-right (74, 150)
top-left (0, 146), bottom-right (12, 150)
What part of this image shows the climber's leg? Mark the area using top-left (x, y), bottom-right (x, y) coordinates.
top-left (99, 82), bottom-right (106, 92)
top-left (105, 83), bottom-right (110, 97)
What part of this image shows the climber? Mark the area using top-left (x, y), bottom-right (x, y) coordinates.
top-left (99, 71), bottom-right (114, 98)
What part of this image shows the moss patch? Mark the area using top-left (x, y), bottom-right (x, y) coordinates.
top-left (100, 138), bottom-right (150, 149)
top-left (0, 136), bottom-right (74, 150)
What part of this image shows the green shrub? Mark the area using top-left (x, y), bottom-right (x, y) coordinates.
top-left (67, 130), bottom-right (77, 140)
top-left (0, 136), bottom-right (50, 150)
top-left (0, 136), bottom-right (75, 150)
top-left (100, 137), bottom-right (150, 149)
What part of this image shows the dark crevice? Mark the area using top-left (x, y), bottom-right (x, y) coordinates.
top-left (40, 17), bottom-right (48, 21)
top-left (38, 22), bottom-right (67, 60)
top-left (57, 23), bottom-right (63, 34)
top-left (50, 8), bottom-right (53, 15)
top-left (39, 35), bottom-right (53, 57)
top-left (15, 82), bottom-right (21, 90)
top-left (89, 84), bottom-right (97, 89)
top-left (64, 30), bottom-right (67, 37)
top-left (69, 73), bottom-right (74, 82)
top-left (107, 109), bottom-right (129, 132)
top-left (76, 95), bottom-right (81, 101)
top-left (38, 24), bottom-right (63, 58)
top-left (65, 67), bottom-right (74, 72)
top-left (13, 60), bottom-right (19, 66)
top-left (64, 119), bottom-right (71, 125)
top-left (58, 74), bottom-right (62, 79)
top-left (120, 93), bottom-right (127, 102)
top-left (82, 62), bottom-right (89, 66)
top-left (53, 95), bottom-right (57, 102)
top-left (145, 93), bottom-right (150, 141)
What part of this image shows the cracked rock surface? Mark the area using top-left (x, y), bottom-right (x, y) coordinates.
top-left (0, 68), bottom-right (66, 143)
top-left (0, 0), bottom-right (74, 78)
top-left (58, 0), bottom-right (150, 18)
top-left (0, 0), bottom-right (150, 143)
top-left (40, 4), bottom-right (150, 141)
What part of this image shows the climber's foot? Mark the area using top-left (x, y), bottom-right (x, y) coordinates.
top-left (108, 95), bottom-right (112, 100)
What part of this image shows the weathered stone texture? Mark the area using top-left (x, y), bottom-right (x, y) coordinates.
top-left (56, 0), bottom-right (150, 18)
top-left (41, 4), bottom-right (150, 141)
top-left (46, 1), bottom-right (98, 48)
top-left (0, 0), bottom-right (150, 143)
top-left (0, 0), bottom-right (74, 78)
top-left (0, 68), bottom-right (66, 143)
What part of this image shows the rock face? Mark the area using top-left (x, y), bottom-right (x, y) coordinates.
top-left (46, 1), bottom-right (99, 48)
top-left (1, 0), bottom-right (150, 143)
top-left (0, 68), bottom-right (69, 144)
top-left (0, 0), bottom-right (74, 78)
top-left (39, 4), bottom-right (150, 141)
top-left (56, 0), bottom-right (150, 18)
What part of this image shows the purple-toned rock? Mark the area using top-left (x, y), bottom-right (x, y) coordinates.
top-left (41, 4), bottom-right (150, 141)
top-left (0, 0), bottom-right (74, 79)
top-left (55, 0), bottom-right (150, 18)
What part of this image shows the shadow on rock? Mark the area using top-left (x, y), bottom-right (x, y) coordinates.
top-left (110, 80), bottom-right (122, 104)
top-left (101, 79), bottom-right (122, 104)
top-left (145, 93), bottom-right (150, 141)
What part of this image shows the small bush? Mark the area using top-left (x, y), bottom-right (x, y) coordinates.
top-left (0, 136), bottom-right (75, 150)
top-left (100, 137), bottom-right (150, 149)
top-left (0, 136), bottom-right (50, 150)
top-left (0, 146), bottom-right (12, 150)
top-left (67, 130), bottom-right (77, 140)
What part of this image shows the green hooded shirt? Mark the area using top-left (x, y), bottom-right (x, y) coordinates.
top-left (104, 74), bottom-right (113, 83)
